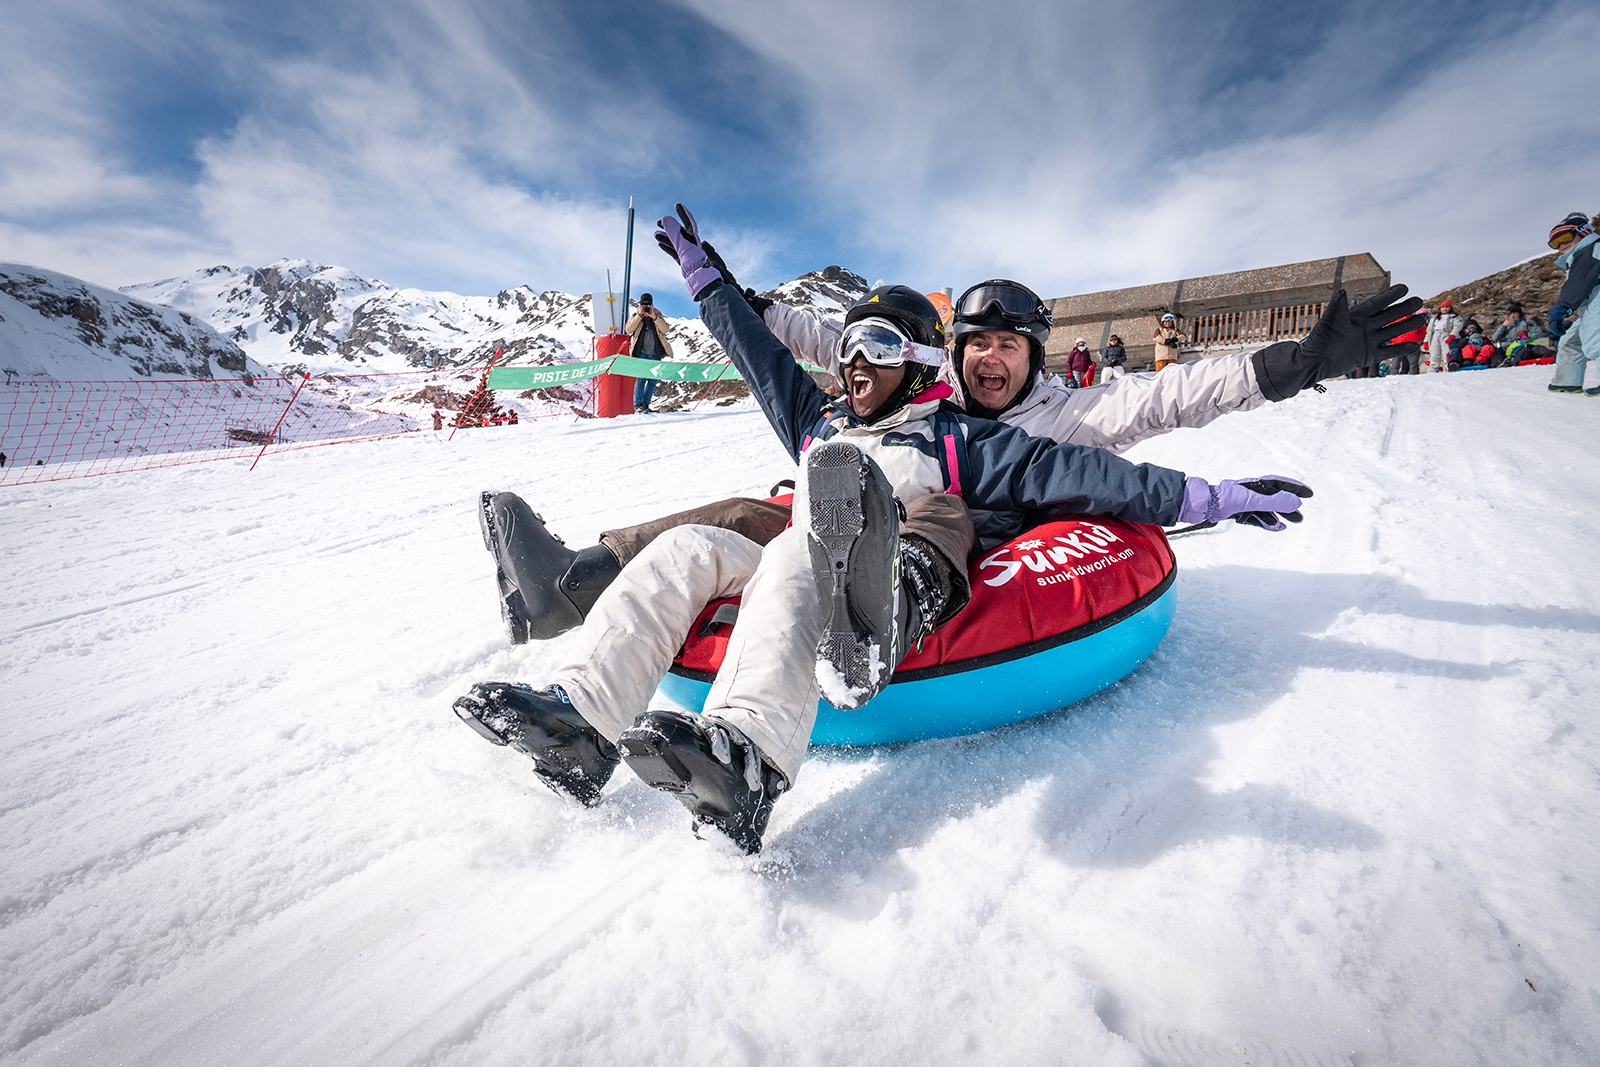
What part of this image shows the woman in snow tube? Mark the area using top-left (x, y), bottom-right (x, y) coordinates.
top-left (660, 506), bottom-right (1177, 745)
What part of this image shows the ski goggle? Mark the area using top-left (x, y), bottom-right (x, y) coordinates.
top-left (1549, 227), bottom-right (1587, 250)
top-left (955, 283), bottom-right (1052, 327)
top-left (837, 321), bottom-right (945, 369)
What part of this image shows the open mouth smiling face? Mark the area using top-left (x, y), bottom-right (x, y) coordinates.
top-left (841, 359), bottom-right (906, 418)
top-left (961, 330), bottom-right (1031, 410)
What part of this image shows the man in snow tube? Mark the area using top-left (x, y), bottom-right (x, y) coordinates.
top-left (476, 260), bottom-right (1425, 645)
top-left (451, 205), bottom-right (1347, 855)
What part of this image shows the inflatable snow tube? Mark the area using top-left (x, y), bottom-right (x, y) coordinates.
top-left (658, 514), bottom-right (1177, 745)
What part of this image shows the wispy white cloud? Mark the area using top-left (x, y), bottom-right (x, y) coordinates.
top-left (686, 0), bottom-right (1600, 298)
top-left (1, 0), bottom-right (1594, 307)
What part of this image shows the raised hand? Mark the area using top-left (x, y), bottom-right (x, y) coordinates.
top-left (653, 203), bottom-right (722, 300)
top-left (1255, 285), bottom-right (1426, 400)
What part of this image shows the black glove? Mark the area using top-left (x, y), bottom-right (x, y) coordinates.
top-left (697, 241), bottom-right (772, 317)
top-left (1254, 284), bottom-right (1425, 401)
top-left (743, 287), bottom-right (774, 316)
top-left (1546, 301), bottom-right (1572, 341)
top-left (699, 240), bottom-right (740, 290)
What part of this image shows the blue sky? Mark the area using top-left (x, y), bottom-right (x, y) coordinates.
top-left (3, 0), bottom-right (1598, 319)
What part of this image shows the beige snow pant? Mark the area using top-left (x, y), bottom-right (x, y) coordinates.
top-left (549, 497), bottom-right (976, 785)
top-left (546, 524), bottom-right (820, 784)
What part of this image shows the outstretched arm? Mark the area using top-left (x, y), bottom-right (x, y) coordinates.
top-left (1031, 353), bottom-right (1266, 454)
top-left (963, 417), bottom-right (1311, 530)
top-left (698, 283), bottom-right (828, 461)
top-left (657, 204), bottom-right (830, 459)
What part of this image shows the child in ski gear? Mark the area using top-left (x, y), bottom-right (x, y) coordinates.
top-left (454, 204), bottom-right (1313, 854)
top-left (1425, 300), bottom-right (1463, 372)
top-left (1544, 212), bottom-right (1600, 395)
top-left (1451, 324), bottom-right (1494, 369)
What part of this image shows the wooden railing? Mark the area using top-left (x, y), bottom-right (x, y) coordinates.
top-left (1183, 302), bottom-right (1324, 351)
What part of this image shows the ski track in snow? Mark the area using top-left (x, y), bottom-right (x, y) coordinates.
top-left (2, 371), bottom-right (1598, 1066)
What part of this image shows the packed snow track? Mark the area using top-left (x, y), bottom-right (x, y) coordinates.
top-left (2, 367), bottom-right (1598, 1066)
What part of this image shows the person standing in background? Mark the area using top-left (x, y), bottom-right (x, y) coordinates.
top-left (1066, 338), bottom-right (1093, 387)
top-left (1099, 334), bottom-right (1128, 380)
top-left (1153, 314), bottom-right (1186, 371)
top-left (1423, 299), bottom-right (1462, 373)
top-left (626, 293), bottom-right (674, 414)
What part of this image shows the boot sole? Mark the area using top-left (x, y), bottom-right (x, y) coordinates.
top-left (451, 684), bottom-right (614, 807)
top-left (618, 717), bottom-right (765, 853)
top-left (479, 491), bottom-right (533, 644)
top-left (806, 443), bottom-right (884, 708)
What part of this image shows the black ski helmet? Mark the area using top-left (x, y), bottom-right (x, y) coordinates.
top-left (951, 279), bottom-right (1052, 383)
top-left (952, 279), bottom-right (1051, 347)
top-left (844, 285), bottom-right (946, 348)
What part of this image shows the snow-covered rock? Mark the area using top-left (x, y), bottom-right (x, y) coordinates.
top-left (0, 264), bottom-right (270, 382)
top-left (758, 265), bottom-right (871, 317)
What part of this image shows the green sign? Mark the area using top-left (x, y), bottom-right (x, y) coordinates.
top-left (488, 355), bottom-right (829, 390)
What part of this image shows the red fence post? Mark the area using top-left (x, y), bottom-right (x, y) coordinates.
top-left (593, 333), bottom-right (632, 417)
top-left (251, 372), bottom-right (311, 471)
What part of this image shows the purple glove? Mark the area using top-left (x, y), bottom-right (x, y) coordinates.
top-left (1178, 475), bottom-right (1312, 532)
top-left (654, 203), bottom-right (723, 300)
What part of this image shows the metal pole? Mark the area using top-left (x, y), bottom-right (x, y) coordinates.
top-left (251, 372), bottom-right (310, 471)
top-left (620, 196), bottom-right (635, 325)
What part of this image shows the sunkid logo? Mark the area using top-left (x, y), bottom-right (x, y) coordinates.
top-left (978, 523), bottom-right (1130, 587)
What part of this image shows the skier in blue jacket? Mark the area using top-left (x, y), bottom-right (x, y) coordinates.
top-left (452, 206), bottom-right (1331, 854)
top-left (1545, 212), bottom-right (1600, 395)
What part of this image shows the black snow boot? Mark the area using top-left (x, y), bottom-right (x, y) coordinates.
top-left (479, 491), bottom-right (622, 642)
top-left (452, 682), bottom-right (619, 806)
top-left (617, 710), bottom-right (787, 854)
top-left (1548, 384), bottom-right (1584, 394)
top-left (804, 441), bottom-right (955, 711)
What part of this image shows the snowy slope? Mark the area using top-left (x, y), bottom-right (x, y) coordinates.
top-left (3, 367), bottom-right (1598, 1065)
top-left (122, 260), bottom-right (728, 377)
top-left (0, 265), bottom-right (272, 382)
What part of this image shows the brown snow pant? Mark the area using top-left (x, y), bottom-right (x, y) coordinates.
top-left (601, 493), bottom-right (975, 602)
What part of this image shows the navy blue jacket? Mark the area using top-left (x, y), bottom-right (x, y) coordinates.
top-left (698, 282), bottom-right (1188, 543)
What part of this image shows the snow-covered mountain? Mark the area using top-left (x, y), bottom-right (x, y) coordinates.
top-left (758, 264), bottom-right (870, 316)
top-left (121, 259), bottom-right (871, 380)
top-left (1, 264), bottom-right (272, 381)
top-left (120, 260), bottom-right (731, 377)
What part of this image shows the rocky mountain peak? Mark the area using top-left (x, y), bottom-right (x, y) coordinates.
top-left (2, 264), bottom-right (266, 380)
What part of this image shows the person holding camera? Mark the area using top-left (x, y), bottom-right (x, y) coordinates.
top-left (625, 292), bottom-right (674, 413)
